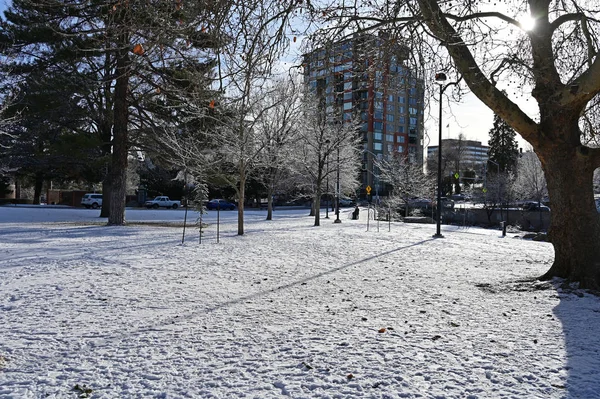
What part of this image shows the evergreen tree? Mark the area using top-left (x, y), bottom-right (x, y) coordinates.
top-left (0, 0), bottom-right (223, 223)
top-left (487, 113), bottom-right (519, 174)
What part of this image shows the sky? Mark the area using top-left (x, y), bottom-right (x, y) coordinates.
top-left (1, 205), bottom-right (599, 398)
top-left (0, 0), bottom-right (533, 152)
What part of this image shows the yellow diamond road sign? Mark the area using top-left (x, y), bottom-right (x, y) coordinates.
top-left (366, 185), bottom-right (372, 194)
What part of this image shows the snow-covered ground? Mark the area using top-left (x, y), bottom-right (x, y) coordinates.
top-left (1, 205), bottom-right (599, 398)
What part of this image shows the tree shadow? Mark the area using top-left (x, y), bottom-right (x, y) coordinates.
top-left (551, 283), bottom-right (600, 397)
top-left (107, 238), bottom-right (436, 337)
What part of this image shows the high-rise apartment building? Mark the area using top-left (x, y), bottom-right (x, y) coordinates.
top-left (303, 32), bottom-right (425, 198)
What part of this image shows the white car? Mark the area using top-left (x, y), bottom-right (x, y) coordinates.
top-left (81, 193), bottom-right (103, 209)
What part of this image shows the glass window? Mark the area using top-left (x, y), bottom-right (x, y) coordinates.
top-left (397, 145), bottom-right (404, 152)
top-left (386, 114), bottom-right (394, 122)
top-left (374, 101), bottom-right (383, 110)
top-left (409, 107), bottom-right (418, 115)
top-left (344, 92), bottom-right (353, 100)
top-left (343, 102), bottom-right (353, 110)
top-left (398, 126), bottom-right (404, 133)
top-left (374, 112), bottom-right (383, 119)
top-left (388, 94), bottom-right (394, 102)
top-left (410, 117), bottom-right (418, 125)
top-left (397, 136), bottom-right (405, 143)
top-left (374, 132), bottom-right (382, 141)
top-left (398, 116), bottom-right (405, 124)
top-left (387, 103), bottom-right (394, 112)
top-left (398, 96), bottom-right (405, 104)
top-left (374, 122), bottom-right (383, 130)
top-left (387, 144), bottom-right (393, 152)
top-left (374, 142), bottom-right (383, 151)
top-left (386, 134), bottom-right (394, 142)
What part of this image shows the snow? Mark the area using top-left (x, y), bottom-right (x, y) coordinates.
top-left (1, 205), bottom-right (599, 398)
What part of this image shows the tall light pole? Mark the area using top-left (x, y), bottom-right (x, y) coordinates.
top-left (334, 145), bottom-right (341, 223)
top-left (325, 139), bottom-right (330, 219)
top-left (433, 74), bottom-right (462, 238)
top-left (433, 72), bottom-right (459, 238)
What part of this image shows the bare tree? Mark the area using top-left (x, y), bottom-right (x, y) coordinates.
top-left (253, 76), bottom-right (303, 220)
top-left (445, 133), bottom-right (469, 195)
top-left (511, 149), bottom-right (548, 205)
top-left (376, 153), bottom-right (432, 217)
top-left (210, 0), bottom-right (300, 235)
top-left (290, 91), bottom-right (361, 226)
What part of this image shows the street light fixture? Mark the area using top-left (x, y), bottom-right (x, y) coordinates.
top-left (334, 145), bottom-right (342, 223)
top-left (433, 72), bottom-right (447, 238)
top-left (325, 139), bottom-right (330, 219)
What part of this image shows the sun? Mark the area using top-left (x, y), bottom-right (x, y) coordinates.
top-left (519, 14), bottom-right (536, 31)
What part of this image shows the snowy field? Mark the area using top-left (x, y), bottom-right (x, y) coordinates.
top-left (1, 205), bottom-right (599, 398)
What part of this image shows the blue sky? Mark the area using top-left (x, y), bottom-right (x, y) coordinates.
top-left (0, 0), bottom-right (530, 151)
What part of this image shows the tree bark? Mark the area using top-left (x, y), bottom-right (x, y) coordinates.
top-left (266, 186), bottom-right (273, 221)
top-left (33, 173), bottom-right (43, 205)
top-left (538, 145), bottom-right (600, 289)
top-left (237, 169), bottom-right (245, 236)
top-left (313, 196), bottom-right (321, 226)
top-left (107, 42), bottom-right (129, 226)
top-left (100, 178), bottom-right (111, 218)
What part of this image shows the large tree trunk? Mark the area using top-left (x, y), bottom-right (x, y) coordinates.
top-left (107, 44), bottom-right (129, 226)
top-left (100, 178), bottom-right (111, 218)
top-left (266, 186), bottom-right (273, 221)
top-left (33, 173), bottom-right (43, 205)
top-left (237, 170), bottom-right (245, 236)
top-left (313, 195), bottom-right (321, 226)
top-left (539, 146), bottom-right (600, 289)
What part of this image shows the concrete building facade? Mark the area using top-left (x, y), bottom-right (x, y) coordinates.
top-left (427, 138), bottom-right (489, 172)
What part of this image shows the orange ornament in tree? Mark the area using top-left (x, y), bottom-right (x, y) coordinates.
top-left (132, 43), bottom-right (145, 55)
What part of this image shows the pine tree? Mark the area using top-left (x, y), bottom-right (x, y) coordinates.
top-left (0, 0), bottom-right (223, 223)
top-left (487, 114), bottom-right (519, 173)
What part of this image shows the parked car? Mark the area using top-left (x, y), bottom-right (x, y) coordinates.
top-left (81, 193), bottom-right (103, 209)
top-left (522, 201), bottom-right (550, 212)
top-left (434, 197), bottom-right (455, 209)
top-left (206, 199), bottom-right (236, 210)
top-left (339, 196), bottom-right (356, 207)
top-left (407, 198), bottom-right (433, 209)
top-left (144, 196), bottom-right (181, 209)
top-left (450, 193), bottom-right (471, 202)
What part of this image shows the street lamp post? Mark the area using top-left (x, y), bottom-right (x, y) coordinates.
top-left (433, 72), bottom-right (461, 238)
top-left (334, 145), bottom-right (341, 223)
top-left (325, 139), bottom-right (330, 219)
top-left (433, 73), bottom-right (447, 238)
